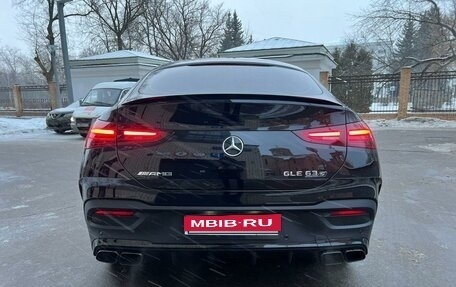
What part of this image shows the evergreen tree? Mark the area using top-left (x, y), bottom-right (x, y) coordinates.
top-left (415, 7), bottom-right (445, 69)
top-left (219, 12), bottom-right (233, 52)
top-left (332, 42), bottom-right (374, 113)
top-left (231, 11), bottom-right (245, 47)
top-left (412, 7), bottom-right (450, 110)
top-left (392, 18), bottom-right (417, 72)
top-left (219, 10), bottom-right (248, 51)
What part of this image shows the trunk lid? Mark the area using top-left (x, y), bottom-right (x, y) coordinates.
top-left (115, 96), bottom-right (347, 191)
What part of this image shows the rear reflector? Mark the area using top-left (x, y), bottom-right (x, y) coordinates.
top-left (94, 210), bottom-right (135, 217)
top-left (329, 209), bottom-right (368, 217)
top-left (293, 121), bottom-right (375, 149)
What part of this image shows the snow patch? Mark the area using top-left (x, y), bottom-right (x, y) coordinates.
top-left (0, 117), bottom-right (49, 136)
top-left (11, 205), bottom-right (28, 210)
top-left (418, 143), bottom-right (456, 153)
top-left (0, 171), bottom-right (25, 183)
top-left (366, 117), bottom-right (456, 129)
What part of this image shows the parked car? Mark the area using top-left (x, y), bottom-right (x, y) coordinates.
top-left (79, 58), bottom-right (381, 267)
top-left (45, 101), bottom-right (80, 134)
top-left (71, 81), bottom-right (137, 137)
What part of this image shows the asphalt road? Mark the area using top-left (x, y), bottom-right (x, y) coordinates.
top-left (0, 128), bottom-right (455, 287)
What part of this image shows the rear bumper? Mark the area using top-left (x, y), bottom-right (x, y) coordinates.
top-left (84, 198), bottom-right (376, 255)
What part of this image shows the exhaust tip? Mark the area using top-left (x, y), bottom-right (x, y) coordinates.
top-left (320, 251), bottom-right (344, 265)
top-left (118, 252), bottom-right (143, 266)
top-left (345, 249), bottom-right (366, 262)
top-left (96, 250), bottom-right (118, 264)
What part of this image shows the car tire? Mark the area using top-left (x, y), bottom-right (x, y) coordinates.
top-left (54, 129), bottom-right (66, 134)
top-left (80, 133), bottom-right (87, 138)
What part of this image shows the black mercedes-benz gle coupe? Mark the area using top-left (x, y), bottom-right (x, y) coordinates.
top-left (79, 58), bottom-right (381, 266)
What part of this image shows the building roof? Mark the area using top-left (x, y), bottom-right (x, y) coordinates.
top-left (166, 57), bottom-right (304, 72)
top-left (78, 50), bottom-right (170, 62)
top-left (92, 81), bottom-right (137, 90)
top-left (224, 37), bottom-right (319, 52)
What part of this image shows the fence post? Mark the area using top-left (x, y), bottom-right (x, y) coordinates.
top-left (320, 71), bottom-right (330, 89)
top-left (48, 81), bottom-right (58, 110)
top-left (12, 85), bottom-right (23, 117)
top-left (398, 67), bottom-right (412, 119)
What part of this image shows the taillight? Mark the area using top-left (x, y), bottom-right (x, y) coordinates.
top-left (293, 125), bottom-right (346, 147)
top-left (84, 119), bottom-right (117, 149)
top-left (293, 121), bottom-right (375, 149)
top-left (346, 122), bottom-right (376, 149)
top-left (85, 119), bottom-right (168, 149)
top-left (117, 124), bottom-right (168, 144)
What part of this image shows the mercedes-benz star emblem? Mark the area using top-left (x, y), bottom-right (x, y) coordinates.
top-left (222, 136), bottom-right (244, 157)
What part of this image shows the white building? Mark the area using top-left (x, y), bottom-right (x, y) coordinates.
top-left (219, 37), bottom-right (337, 80)
top-left (70, 50), bottom-right (171, 100)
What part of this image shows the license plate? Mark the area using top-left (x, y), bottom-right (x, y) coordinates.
top-left (77, 123), bottom-right (90, 127)
top-left (184, 214), bottom-right (281, 235)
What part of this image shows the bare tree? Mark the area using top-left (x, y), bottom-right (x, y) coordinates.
top-left (140, 0), bottom-right (226, 60)
top-left (357, 0), bottom-right (456, 72)
top-left (12, 0), bottom-right (89, 109)
top-left (0, 46), bottom-right (22, 85)
top-left (13, 0), bottom-right (87, 83)
top-left (0, 46), bottom-right (44, 86)
top-left (82, 0), bottom-right (145, 51)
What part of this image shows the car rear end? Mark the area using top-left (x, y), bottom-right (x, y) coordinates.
top-left (79, 59), bottom-right (381, 266)
top-left (71, 107), bottom-right (109, 136)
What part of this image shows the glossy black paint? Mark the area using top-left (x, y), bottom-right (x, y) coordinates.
top-left (115, 98), bottom-right (348, 191)
top-left (79, 58), bottom-right (381, 262)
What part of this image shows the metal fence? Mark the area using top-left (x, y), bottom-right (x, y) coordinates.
top-left (329, 74), bottom-right (401, 113)
top-left (0, 85), bottom-right (68, 111)
top-left (329, 71), bottom-right (456, 114)
top-left (410, 71), bottom-right (456, 112)
top-left (0, 87), bottom-right (14, 110)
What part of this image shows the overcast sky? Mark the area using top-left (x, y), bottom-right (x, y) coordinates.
top-left (0, 0), bottom-right (371, 55)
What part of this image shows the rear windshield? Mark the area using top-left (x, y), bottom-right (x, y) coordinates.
top-left (136, 65), bottom-right (323, 98)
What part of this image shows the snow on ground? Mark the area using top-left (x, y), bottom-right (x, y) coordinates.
top-left (370, 100), bottom-right (456, 113)
top-left (0, 117), bottom-right (49, 136)
top-left (366, 117), bottom-right (456, 129)
top-left (418, 143), bottom-right (456, 153)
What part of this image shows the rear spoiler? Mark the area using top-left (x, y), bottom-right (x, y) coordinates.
top-left (123, 94), bottom-right (344, 108)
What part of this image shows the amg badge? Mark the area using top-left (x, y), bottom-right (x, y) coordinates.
top-left (137, 171), bottom-right (173, 176)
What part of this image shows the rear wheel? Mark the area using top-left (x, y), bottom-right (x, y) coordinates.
top-left (80, 133), bottom-right (87, 138)
top-left (53, 129), bottom-right (66, 134)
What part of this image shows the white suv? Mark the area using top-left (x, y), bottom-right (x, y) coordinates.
top-left (71, 81), bottom-right (136, 137)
